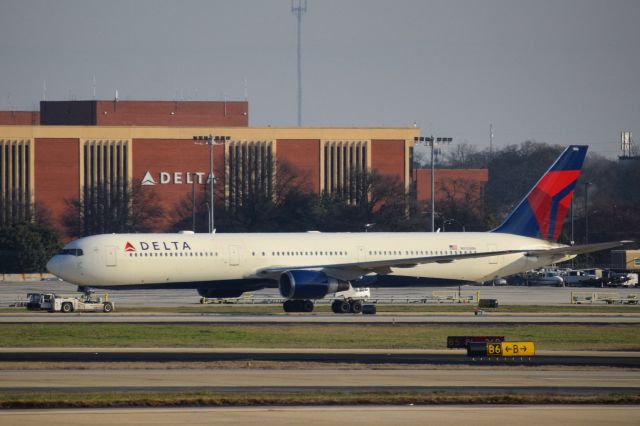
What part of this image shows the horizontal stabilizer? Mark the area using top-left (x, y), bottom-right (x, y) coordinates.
top-left (526, 240), bottom-right (633, 257)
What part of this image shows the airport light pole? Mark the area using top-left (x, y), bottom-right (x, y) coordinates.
top-left (191, 179), bottom-right (196, 232)
top-left (414, 136), bottom-right (453, 232)
top-left (583, 181), bottom-right (593, 267)
top-left (193, 135), bottom-right (230, 233)
top-left (584, 182), bottom-right (592, 245)
top-left (570, 196), bottom-right (574, 268)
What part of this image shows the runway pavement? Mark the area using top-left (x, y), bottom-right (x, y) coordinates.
top-left (2, 405), bottom-right (640, 426)
top-left (1, 348), bottom-right (639, 367)
top-left (2, 368), bottom-right (639, 395)
top-left (2, 312), bottom-right (639, 324)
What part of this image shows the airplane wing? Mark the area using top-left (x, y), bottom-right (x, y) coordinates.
top-left (256, 240), bottom-right (632, 280)
top-left (525, 240), bottom-right (633, 257)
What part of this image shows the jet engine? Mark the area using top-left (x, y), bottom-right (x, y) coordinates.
top-left (279, 270), bottom-right (349, 300)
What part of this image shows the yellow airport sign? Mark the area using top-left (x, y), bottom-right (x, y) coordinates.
top-left (487, 342), bottom-right (535, 356)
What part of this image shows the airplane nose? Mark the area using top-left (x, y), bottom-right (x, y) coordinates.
top-left (46, 256), bottom-right (61, 277)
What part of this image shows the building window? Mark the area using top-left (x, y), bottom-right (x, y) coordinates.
top-left (0, 139), bottom-right (32, 225)
top-left (322, 140), bottom-right (367, 203)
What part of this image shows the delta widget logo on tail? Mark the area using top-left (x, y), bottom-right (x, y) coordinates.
top-left (527, 170), bottom-right (581, 241)
top-left (491, 145), bottom-right (587, 241)
top-left (125, 242), bottom-right (136, 252)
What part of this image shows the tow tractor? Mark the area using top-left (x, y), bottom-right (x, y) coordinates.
top-left (26, 289), bottom-right (114, 313)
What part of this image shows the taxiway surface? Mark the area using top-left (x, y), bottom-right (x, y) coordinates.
top-left (2, 348), bottom-right (639, 367)
top-left (2, 368), bottom-right (638, 395)
top-left (2, 406), bottom-right (639, 426)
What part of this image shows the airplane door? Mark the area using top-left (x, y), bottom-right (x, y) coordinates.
top-left (357, 246), bottom-right (366, 263)
top-left (228, 245), bottom-right (240, 266)
top-left (487, 244), bottom-right (498, 264)
top-left (105, 246), bottom-right (117, 267)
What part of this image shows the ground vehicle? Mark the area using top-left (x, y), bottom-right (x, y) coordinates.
top-left (562, 269), bottom-right (602, 286)
top-left (526, 270), bottom-right (564, 286)
top-left (604, 271), bottom-right (638, 287)
top-left (26, 293), bottom-right (54, 310)
top-left (26, 293), bottom-right (114, 313)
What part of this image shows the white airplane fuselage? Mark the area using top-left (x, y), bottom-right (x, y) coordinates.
top-left (47, 231), bottom-right (572, 289)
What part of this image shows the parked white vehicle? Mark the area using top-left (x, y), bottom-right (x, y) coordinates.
top-left (562, 269), bottom-right (602, 286)
top-left (526, 270), bottom-right (564, 286)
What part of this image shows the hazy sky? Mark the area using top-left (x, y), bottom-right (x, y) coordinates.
top-left (1, 0), bottom-right (639, 158)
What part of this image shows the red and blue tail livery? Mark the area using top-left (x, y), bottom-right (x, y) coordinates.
top-left (492, 145), bottom-right (588, 241)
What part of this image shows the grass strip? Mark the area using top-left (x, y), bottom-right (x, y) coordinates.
top-left (1, 391), bottom-right (638, 409)
top-left (2, 323), bottom-right (640, 350)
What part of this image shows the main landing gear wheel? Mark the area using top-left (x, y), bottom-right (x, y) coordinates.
top-left (331, 300), bottom-right (351, 314)
top-left (283, 300), bottom-right (294, 312)
top-left (349, 300), bottom-right (363, 314)
top-left (302, 300), bottom-right (314, 313)
top-left (283, 299), bottom-right (314, 313)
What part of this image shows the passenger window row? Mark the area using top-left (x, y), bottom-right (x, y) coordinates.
top-left (129, 252), bottom-right (217, 258)
top-left (128, 249), bottom-right (478, 259)
top-left (368, 249), bottom-right (476, 256)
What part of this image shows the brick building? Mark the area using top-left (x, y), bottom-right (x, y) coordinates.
top-left (0, 100), bottom-right (487, 235)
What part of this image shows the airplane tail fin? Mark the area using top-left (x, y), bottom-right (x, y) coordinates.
top-left (491, 145), bottom-right (588, 241)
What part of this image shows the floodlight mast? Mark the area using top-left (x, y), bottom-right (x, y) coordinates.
top-left (193, 135), bottom-right (230, 233)
top-left (414, 136), bottom-right (453, 232)
top-left (291, 0), bottom-right (307, 127)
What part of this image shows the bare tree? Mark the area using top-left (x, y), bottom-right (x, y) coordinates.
top-left (63, 182), bottom-right (164, 238)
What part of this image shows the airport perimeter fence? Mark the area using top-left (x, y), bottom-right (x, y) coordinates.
top-left (0, 273), bottom-right (58, 282)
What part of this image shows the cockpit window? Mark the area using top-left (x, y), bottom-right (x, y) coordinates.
top-left (58, 248), bottom-right (83, 256)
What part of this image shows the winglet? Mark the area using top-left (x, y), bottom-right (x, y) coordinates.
top-left (492, 145), bottom-right (588, 241)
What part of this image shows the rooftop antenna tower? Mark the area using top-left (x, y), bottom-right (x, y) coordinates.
top-left (92, 74), bottom-right (96, 99)
top-left (620, 131), bottom-right (634, 158)
top-left (489, 123), bottom-right (494, 159)
top-left (291, 0), bottom-right (307, 126)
